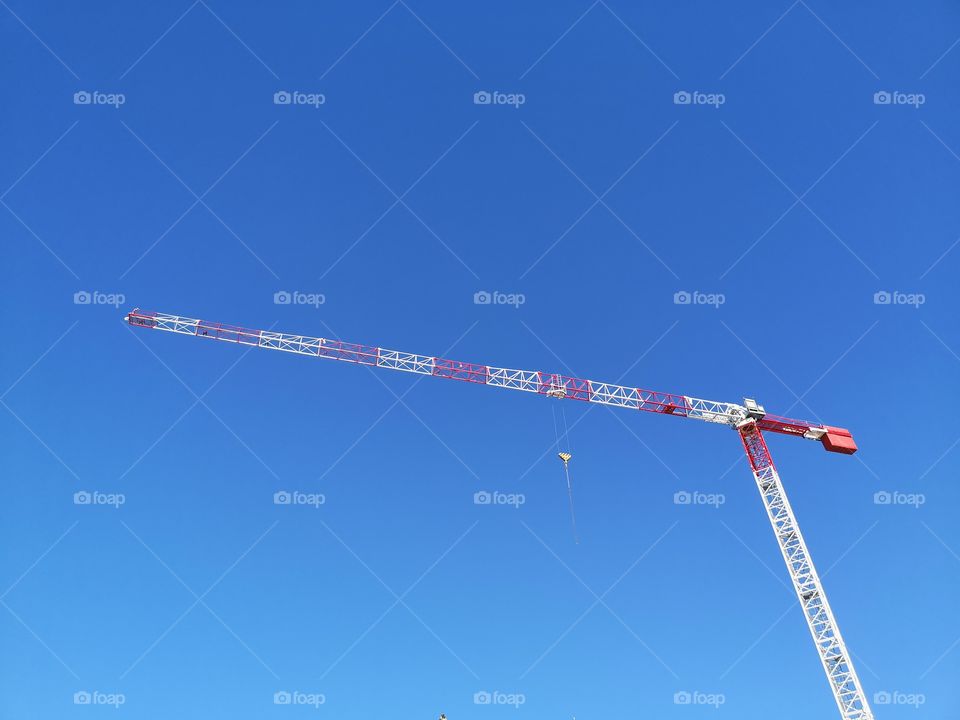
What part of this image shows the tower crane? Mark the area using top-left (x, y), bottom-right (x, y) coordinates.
top-left (125, 308), bottom-right (872, 719)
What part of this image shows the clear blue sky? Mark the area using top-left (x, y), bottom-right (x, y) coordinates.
top-left (2, 2), bottom-right (959, 718)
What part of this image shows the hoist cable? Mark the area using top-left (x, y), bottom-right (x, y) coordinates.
top-left (555, 401), bottom-right (579, 544)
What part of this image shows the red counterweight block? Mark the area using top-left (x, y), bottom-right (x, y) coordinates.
top-left (821, 426), bottom-right (858, 454)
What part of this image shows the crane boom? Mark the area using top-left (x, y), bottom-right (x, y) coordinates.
top-left (124, 308), bottom-right (873, 718)
top-left (124, 309), bottom-right (856, 453)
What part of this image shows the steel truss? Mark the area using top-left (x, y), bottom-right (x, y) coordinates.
top-left (125, 310), bottom-right (840, 440)
top-left (739, 420), bottom-right (873, 719)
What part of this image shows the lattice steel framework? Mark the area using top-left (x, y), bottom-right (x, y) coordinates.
top-left (125, 310), bottom-right (851, 444)
top-left (739, 420), bottom-right (873, 719)
top-left (126, 308), bottom-right (873, 718)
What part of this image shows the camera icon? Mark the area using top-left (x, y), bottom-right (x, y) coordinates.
top-left (274, 691), bottom-right (292, 705)
top-left (873, 491), bottom-right (891, 505)
top-left (274, 90), bottom-right (292, 105)
top-left (873, 91), bottom-right (891, 105)
top-left (673, 691), bottom-right (692, 705)
top-left (473, 491), bottom-right (492, 505)
top-left (274, 290), bottom-right (292, 305)
top-left (673, 491), bottom-right (691, 505)
top-left (73, 91), bottom-right (91, 105)
top-left (74, 691), bottom-right (92, 705)
top-left (74, 290), bottom-right (91, 305)
top-left (274, 491), bottom-right (292, 505)
top-left (74, 491), bottom-right (92, 505)
top-left (873, 691), bottom-right (891, 705)
top-left (673, 290), bottom-right (691, 305)
top-left (673, 91), bottom-right (691, 105)
top-left (473, 290), bottom-right (491, 305)
top-left (873, 290), bottom-right (891, 305)
top-left (473, 91), bottom-right (492, 105)
top-left (473, 691), bottom-right (492, 704)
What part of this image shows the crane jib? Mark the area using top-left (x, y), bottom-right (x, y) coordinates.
top-left (124, 309), bottom-right (856, 454)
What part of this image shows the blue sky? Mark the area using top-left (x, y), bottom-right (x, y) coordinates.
top-left (2, 1), bottom-right (959, 718)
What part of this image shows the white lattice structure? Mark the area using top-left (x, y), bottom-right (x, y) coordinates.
top-left (740, 421), bottom-right (872, 719)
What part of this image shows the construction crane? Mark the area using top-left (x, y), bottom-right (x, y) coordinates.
top-left (125, 308), bottom-right (872, 719)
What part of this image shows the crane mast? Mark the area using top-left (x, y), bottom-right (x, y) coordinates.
top-left (739, 422), bottom-right (872, 719)
top-left (125, 309), bottom-right (873, 719)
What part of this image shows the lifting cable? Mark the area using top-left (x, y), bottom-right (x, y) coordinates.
top-left (552, 401), bottom-right (580, 544)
